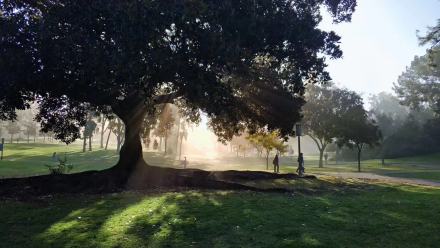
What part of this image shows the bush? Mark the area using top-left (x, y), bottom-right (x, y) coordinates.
top-left (46, 153), bottom-right (73, 175)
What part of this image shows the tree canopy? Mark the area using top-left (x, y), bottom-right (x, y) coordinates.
top-left (334, 90), bottom-right (381, 171)
top-left (394, 47), bottom-right (440, 114)
top-left (0, 0), bottom-right (356, 175)
top-left (247, 131), bottom-right (286, 170)
top-left (302, 83), bottom-right (338, 167)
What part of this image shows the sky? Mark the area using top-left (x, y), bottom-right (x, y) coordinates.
top-left (320, 0), bottom-right (440, 101)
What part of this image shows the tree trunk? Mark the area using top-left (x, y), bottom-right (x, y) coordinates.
top-left (357, 149), bottom-right (361, 172)
top-left (82, 133), bottom-right (87, 153)
top-left (88, 135), bottom-right (92, 151)
top-left (100, 116), bottom-right (106, 148)
top-left (176, 119), bottom-right (181, 155)
top-left (159, 137), bottom-right (162, 152)
top-left (111, 100), bottom-right (148, 179)
top-left (318, 143), bottom-right (328, 168)
top-left (116, 134), bottom-right (121, 153)
top-left (266, 150), bottom-right (269, 170)
top-left (335, 146), bottom-right (339, 164)
top-left (179, 134), bottom-right (183, 160)
top-left (319, 149), bottom-right (324, 168)
top-left (105, 130), bottom-right (111, 150)
top-left (164, 132), bottom-right (168, 155)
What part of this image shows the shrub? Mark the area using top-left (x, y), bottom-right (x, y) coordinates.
top-left (46, 153), bottom-right (73, 175)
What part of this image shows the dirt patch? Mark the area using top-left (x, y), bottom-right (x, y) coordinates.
top-left (0, 165), bottom-right (316, 199)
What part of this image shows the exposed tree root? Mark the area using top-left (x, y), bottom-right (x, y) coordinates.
top-left (0, 163), bottom-right (315, 198)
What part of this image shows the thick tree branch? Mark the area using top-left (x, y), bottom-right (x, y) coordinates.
top-left (153, 92), bottom-right (181, 105)
top-left (308, 134), bottom-right (322, 151)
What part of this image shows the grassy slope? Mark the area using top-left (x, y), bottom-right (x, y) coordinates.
top-left (1, 143), bottom-right (439, 182)
top-left (0, 143), bottom-right (119, 178)
top-left (1, 182), bottom-right (439, 248)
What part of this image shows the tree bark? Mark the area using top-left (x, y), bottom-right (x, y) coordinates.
top-left (110, 98), bottom-right (149, 179)
top-left (116, 134), bottom-right (121, 153)
top-left (179, 133), bottom-right (184, 160)
top-left (82, 133), bottom-right (87, 153)
top-left (265, 150), bottom-right (270, 170)
top-left (100, 115), bottom-right (106, 148)
top-left (319, 149), bottom-right (324, 168)
top-left (164, 131), bottom-right (168, 155)
top-left (105, 130), bottom-right (111, 150)
top-left (88, 135), bottom-right (92, 151)
top-left (357, 146), bottom-right (362, 172)
top-left (309, 135), bottom-right (326, 168)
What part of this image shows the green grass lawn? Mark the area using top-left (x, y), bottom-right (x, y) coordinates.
top-left (1, 181), bottom-right (439, 248)
top-left (385, 153), bottom-right (440, 165)
top-left (1, 144), bottom-right (440, 247)
top-left (0, 143), bottom-right (119, 178)
top-left (1, 143), bottom-right (440, 182)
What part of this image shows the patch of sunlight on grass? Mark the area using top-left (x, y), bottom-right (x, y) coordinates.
top-left (2, 187), bottom-right (440, 247)
top-left (395, 185), bottom-right (440, 195)
top-left (301, 233), bottom-right (322, 246)
top-left (380, 211), bottom-right (412, 223)
top-left (98, 195), bottom-right (168, 246)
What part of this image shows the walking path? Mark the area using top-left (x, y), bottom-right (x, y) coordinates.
top-left (316, 172), bottom-right (440, 187)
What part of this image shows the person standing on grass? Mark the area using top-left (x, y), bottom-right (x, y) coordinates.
top-left (182, 156), bottom-right (188, 169)
top-left (273, 154), bottom-right (279, 173)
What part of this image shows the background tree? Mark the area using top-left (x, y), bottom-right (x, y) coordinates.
top-left (230, 135), bottom-right (250, 157)
top-left (247, 131), bottom-right (286, 170)
top-left (418, 19), bottom-right (440, 64)
top-left (82, 116), bottom-right (97, 152)
top-left (392, 43), bottom-right (440, 157)
top-left (369, 92), bottom-right (409, 163)
top-left (302, 84), bottom-right (337, 168)
top-left (107, 118), bottom-right (125, 153)
top-left (24, 121), bottom-right (38, 143)
top-left (154, 104), bottom-right (175, 155)
top-left (394, 47), bottom-right (440, 114)
top-left (178, 121), bottom-right (188, 160)
top-left (5, 121), bottom-right (21, 143)
top-left (140, 109), bottom-right (160, 151)
top-left (335, 91), bottom-right (381, 172)
top-left (97, 114), bottom-right (109, 149)
top-left (0, 0), bottom-right (356, 185)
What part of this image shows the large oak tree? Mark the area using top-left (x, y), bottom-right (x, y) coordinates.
top-left (0, 0), bottom-right (356, 185)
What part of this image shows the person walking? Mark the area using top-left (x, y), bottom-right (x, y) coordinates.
top-left (182, 156), bottom-right (188, 169)
top-left (273, 154), bottom-right (280, 173)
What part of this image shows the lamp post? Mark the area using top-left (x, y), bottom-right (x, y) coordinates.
top-left (295, 124), bottom-right (304, 175)
top-left (295, 123), bottom-right (302, 155)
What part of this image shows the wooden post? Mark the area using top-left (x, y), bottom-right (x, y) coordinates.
top-left (1, 138), bottom-right (4, 160)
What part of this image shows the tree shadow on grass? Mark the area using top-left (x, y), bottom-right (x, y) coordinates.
top-left (1, 184), bottom-right (440, 248)
top-left (122, 186), bottom-right (440, 248)
top-left (0, 193), bottom-right (145, 248)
